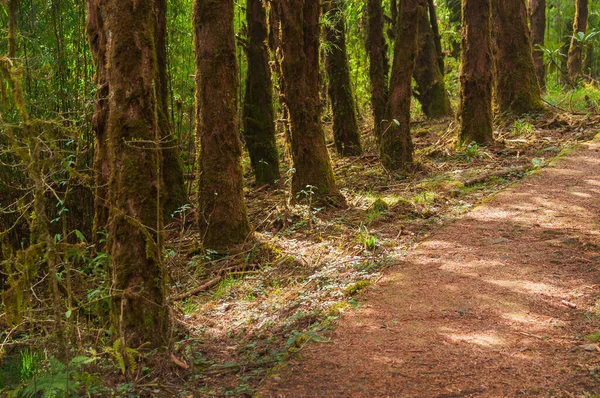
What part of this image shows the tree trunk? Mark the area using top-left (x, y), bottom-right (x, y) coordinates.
top-left (243, 0), bottom-right (281, 186)
top-left (323, 0), bottom-right (362, 157)
top-left (102, 0), bottom-right (167, 348)
top-left (194, 0), bottom-right (252, 249)
top-left (426, 0), bottom-right (444, 73)
top-left (458, 0), bottom-right (493, 145)
top-left (8, 0), bottom-right (18, 58)
top-left (86, 0), bottom-right (109, 243)
top-left (491, 0), bottom-right (545, 116)
top-left (567, 0), bottom-right (588, 82)
top-left (155, 0), bottom-right (186, 217)
top-left (367, 0), bottom-right (389, 140)
top-left (414, 0), bottom-right (452, 119)
top-left (381, 0), bottom-right (419, 170)
top-left (446, 0), bottom-right (461, 59)
top-left (529, 0), bottom-right (546, 89)
top-left (277, 0), bottom-right (344, 206)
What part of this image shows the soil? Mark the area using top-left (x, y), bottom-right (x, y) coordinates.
top-left (259, 136), bottom-right (600, 397)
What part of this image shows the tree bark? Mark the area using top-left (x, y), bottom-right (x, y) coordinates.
top-left (323, 0), bottom-right (362, 157)
top-left (529, 0), bottom-right (546, 89)
top-left (414, 0), bottom-right (452, 119)
top-left (426, 0), bottom-right (444, 73)
top-left (367, 0), bottom-right (389, 140)
top-left (567, 0), bottom-right (588, 82)
top-left (102, 0), bottom-right (168, 348)
top-left (491, 0), bottom-right (545, 116)
top-left (194, 0), bottom-right (252, 249)
top-left (277, 0), bottom-right (344, 206)
top-left (86, 0), bottom-right (110, 243)
top-left (446, 0), bottom-right (461, 59)
top-left (458, 0), bottom-right (493, 145)
top-left (243, 0), bottom-right (281, 186)
top-left (155, 0), bottom-right (186, 217)
top-left (381, 0), bottom-right (419, 170)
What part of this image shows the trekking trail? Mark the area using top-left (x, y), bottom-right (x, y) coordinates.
top-left (260, 137), bottom-right (600, 397)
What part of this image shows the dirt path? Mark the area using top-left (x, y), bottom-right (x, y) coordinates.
top-left (259, 137), bottom-right (600, 397)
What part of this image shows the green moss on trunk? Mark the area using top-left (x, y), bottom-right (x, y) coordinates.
top-left (458, 0), bottom-right (494, 145)
top-left (155, 0), bottom-right (187, 217)
top-left (103, 0), bottom-right (168, 349)
top-left (567, 0), bottom-right (589, 82)
top-left (277, 0), bottom-right (345, 206)
top-left (194, 0), bottom-right (252, 249)
top-left (380, 0), bottom-right (419, 170)
top-left (491, 0), bottom-right (545, 116)
top-left (530, 0), bottom-right (546, 90)
top-left (414, 0), bottom-right (452, 120)
top-left (243, 0), bottom-right (281, 186)
top-left (367, 0), bottom-right (389, 140)
top-left (324, 0), bottom-right (362, 157)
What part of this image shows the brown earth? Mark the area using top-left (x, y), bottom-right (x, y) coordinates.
top-left (259, 137), bottom-right (600, 397)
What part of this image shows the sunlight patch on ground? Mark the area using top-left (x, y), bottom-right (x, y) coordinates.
top-left (439, 328), bottom-right (505, 348)
top-left (484, 279), bottom-right (565, 297)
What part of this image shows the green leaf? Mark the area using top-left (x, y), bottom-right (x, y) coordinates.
top-left (65, 309), bottom-right (72, 319)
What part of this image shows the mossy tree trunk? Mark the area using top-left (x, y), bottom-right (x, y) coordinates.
top-left (367, 0), bottom-right (389, 140)
top-left (458, 0), bottom-right (493, 145)
top-left (491, 0), bottom-right (545, 116)
top-left (102, 0), bottom-right (167, 348)
top-left (381, 0), bottom-right (419, 170)
top-left (243, 0), bottom-right (281, 186)
top-left (86, 0), bottom-right (109, 243)
top-left (529, 0), bottom-right (546, 90)
top-left (414, 0), bottom-right (452, 119)
top-left (426, 0), bottom-right (444, 73)
top-left (567, 0), bottom-right (588, 82)
top-left (155, 0), bottom-right (186, 217)
top-left (323, 0), bottom-right (362, 157)
top-left (277, 0), bottom-right (344, 206)
top-left (446, 0), bottom-right (462, 58)
top-left (194, 0), bottom-right (251, 249)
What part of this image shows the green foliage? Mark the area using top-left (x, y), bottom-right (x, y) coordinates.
top-left (357, 224), bottom-right (378, 251)
top-left (9, 355), bottom-right (96, 398)
top-left (512, 119), bottom-right (534, 136)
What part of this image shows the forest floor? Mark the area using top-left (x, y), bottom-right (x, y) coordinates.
top-left (2, 111), bottom-right (600, 397)
top-left (153, 111), bottom-right (600, 397)
top-left (258, 131), bottom-right (600, 397)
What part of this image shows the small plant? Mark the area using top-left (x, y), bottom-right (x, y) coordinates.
top-left (357, 224), bottom-right (378, 251)
top-left (531, 157), bottom-right (547, 169)
top-left (512, 119), bottom-right (534, 136)
top-left (19, 349), bottom-right (39, 382)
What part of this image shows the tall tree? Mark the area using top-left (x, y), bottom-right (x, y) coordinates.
top-left (155, 0), bottom-right (187, 217)
top-left (491, 0), bottom-right (545, 116)
top-left (426, 0), bottom-right (444, 73)
top-left (414, 0), bottom-right (452, 119)
top-left (86, 0), bottom-right (110, 242)
top-left (367, 0), bottom-right (389, 140)
top-left (458, 0), bottom-right (493, 145)
top-left (381, 0), bottom-right (420, 170)
top-left (446, 0), bottom-right (462, 58)
top-left (194, 0), bottom-right (252, 248)
top-left (567, 0), bottom-right (589, 81)
top-left (277, 0), bottom-right (344, 205)
top-left (529, 0), bottom-right (546, 89)
top-left (101, 0), bottom-right (168, 348)
top-left (243, 0), bottom-right (281, 186)
top-left (323, 0), bottom-right (362, 157)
